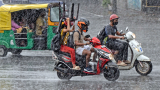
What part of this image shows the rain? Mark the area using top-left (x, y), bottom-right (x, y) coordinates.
top-left (0, 0), bottom-right (160, 90)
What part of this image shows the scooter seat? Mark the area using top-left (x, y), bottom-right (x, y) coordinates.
top-left (59, 51), bottom-right (85, 58)
top-left (59, 51), bottom-right (71, 57)
top-left (58, 51), bottom-right (86, 63)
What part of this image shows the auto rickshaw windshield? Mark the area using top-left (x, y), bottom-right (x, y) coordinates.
top-left (50, 7), bottom-right (59, 22)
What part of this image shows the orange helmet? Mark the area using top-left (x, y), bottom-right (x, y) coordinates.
top-left (110, 14), bottom-right (119, 21)
top-left (77, 18), bottom-right (90, 32)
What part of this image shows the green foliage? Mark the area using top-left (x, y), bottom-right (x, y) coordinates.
top-left (102, 0), bottom-right (111, 7)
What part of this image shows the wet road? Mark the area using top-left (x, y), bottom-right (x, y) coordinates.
top-left (0, 51), bottom-right (160, 90)
top-left (1, 1), bottom-right (160, 90)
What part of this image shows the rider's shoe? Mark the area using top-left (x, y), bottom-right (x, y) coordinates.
top-left (117, 62), bottom-right (127, 66)
top-left (123, 60), bottom-right (131, 64)
top-left (84, 66), bottom-right (93, 72)
top-left (72, 66), bottom-right (81, 70)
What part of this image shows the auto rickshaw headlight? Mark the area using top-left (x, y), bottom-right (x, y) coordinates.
top-left (10, 40), bottom-right (14, 45)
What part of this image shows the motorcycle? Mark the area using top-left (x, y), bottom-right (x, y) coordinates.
top-left (113, 27), bottom-right (152, 76)
top-left (52, 36), bottom-right (120, 81)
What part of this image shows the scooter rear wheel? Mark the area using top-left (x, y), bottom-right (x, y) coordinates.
top-left (103, 67), bottom-right (120, 81)
top-left (135, 61), bottom-right (152, 76)
top-left (57, 64), bottom-right (72, 80)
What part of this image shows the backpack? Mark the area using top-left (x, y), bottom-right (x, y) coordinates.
top-left (67, 31), bottom-right (81, 48)
top-left (51, 33), bottom-right (61, 52)
top-left (97, 26), bottom-right (106, 44)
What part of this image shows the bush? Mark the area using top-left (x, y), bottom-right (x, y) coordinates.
top-left (102, 0), bottom-right (111, 8)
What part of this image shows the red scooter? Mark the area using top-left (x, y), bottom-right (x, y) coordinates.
top-left (53, 36), bottom-right (120, 81)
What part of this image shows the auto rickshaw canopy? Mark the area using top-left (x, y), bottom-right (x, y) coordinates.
top-left (0, 4), bottom-right (49, 30)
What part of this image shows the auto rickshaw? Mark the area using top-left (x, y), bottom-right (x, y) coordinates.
top-left (0, 2), bottom-right (67, 57)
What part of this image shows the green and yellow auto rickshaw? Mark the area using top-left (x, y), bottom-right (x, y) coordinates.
top-left (0, 2), bottom-right (64, 57)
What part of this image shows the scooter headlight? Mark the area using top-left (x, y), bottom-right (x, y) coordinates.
top-left (135, 48), bottom-right (140, 52)
top-left (108, 54), bottom-right (114, 60)
top-left (99, 50), bottom-right (114, 60)
top-left (131, 44), bottom-right (140, 52)
top-left (104, 53), bottom-right (114, 60)
top-left (132, 33), bottom-right (136, 39)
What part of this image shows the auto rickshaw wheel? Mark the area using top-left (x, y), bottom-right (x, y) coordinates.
top-left (0, 45), bottom-right (8, 57)
top-left (11, 49), bottom-right (22, 55)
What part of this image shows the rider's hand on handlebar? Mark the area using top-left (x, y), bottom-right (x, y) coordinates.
top-left (121, 33), bottom-right (126, 36)
top-left (119, 36), bottom-right (125, 39)
top-left (85, 42), bottom-right (90, 45)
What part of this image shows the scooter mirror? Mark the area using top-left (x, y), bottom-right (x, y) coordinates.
top-left (120, 30), bottom-right (123, 34)
top-left (125, 27), bottom-right (129, 31)
top-left (85, 35), bottom-right (90, 38)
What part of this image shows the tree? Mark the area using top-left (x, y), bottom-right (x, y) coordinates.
top-left (112, 0), bottom-right (117, 14)
top-left (102, 0), bottom-right (111, 8)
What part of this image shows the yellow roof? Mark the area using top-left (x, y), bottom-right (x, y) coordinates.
top-left (0, 4), bottom-right (48, 30)
top-left (0, 4), bottom-right (48, 12)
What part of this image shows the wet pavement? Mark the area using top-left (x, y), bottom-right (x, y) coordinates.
top-left (1, 1), bottom-right (160, 90)
top-left (0, 51), bottom-right (160, 90)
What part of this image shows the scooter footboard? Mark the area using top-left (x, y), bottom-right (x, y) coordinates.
top-left (104, 61), bottom-right (118, 69)
top-left (137, 55), bottom-right (150, 61)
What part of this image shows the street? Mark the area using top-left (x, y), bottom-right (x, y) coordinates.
top-left (1, 0), bottom-right (160, 90)
top-left (0, 50), bottom-right (160, 90)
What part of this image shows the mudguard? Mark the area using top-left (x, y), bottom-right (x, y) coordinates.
top-left (137, 55), bottom-right (150, 61)
top-left (55, 61), bottom-right (71, 69)
top-left (0, 40), bottom-right (9, 48)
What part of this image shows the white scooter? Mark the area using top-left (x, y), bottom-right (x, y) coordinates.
top-left (113, 27), bottom-right (152, 76)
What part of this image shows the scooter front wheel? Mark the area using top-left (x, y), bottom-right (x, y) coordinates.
top-left (135, 61), bottom-right (152, 76)
top-left (103, 67), bottom-right (120, 81)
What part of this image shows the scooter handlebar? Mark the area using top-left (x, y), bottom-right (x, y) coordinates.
top-left (120, 34), bottom-right (127, 40)
top-left (124, 35), bottom-right (127, 39)
top-left (89, 39), bottom-right (93, 45)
